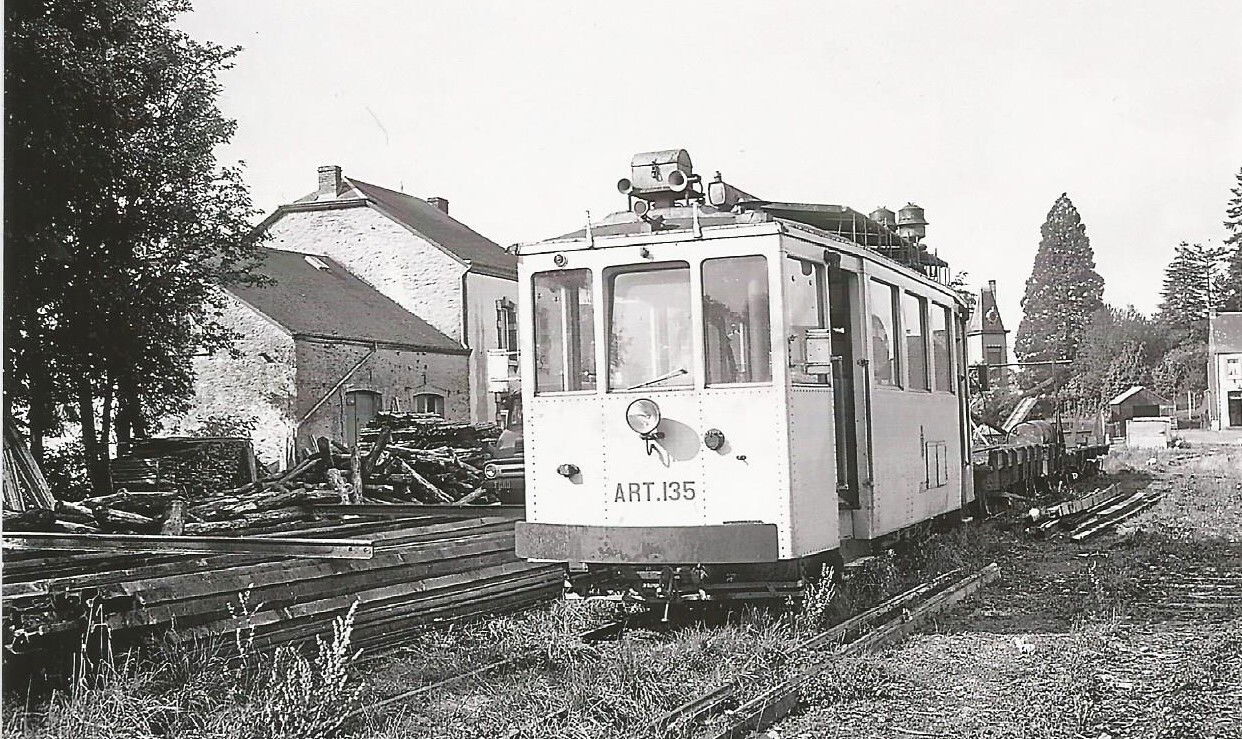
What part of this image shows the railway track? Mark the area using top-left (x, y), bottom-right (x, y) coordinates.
top-left (1027, 483), bottom-right (1163, 542)
top-left (502, 564), bottom-right (1000, 739)
top-left (344, 614), bottom-right (638, 722)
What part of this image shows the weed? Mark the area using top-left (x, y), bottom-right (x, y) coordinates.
top-left (250, 601), bottom-right (364, 739)
top-left (793, 565), bottom-right (837, 635)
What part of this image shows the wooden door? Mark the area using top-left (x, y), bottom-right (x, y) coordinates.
top-left (345, 390), bottom-right (381, 447)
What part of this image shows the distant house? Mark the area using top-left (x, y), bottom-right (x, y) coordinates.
top-left (1106, 385), bottom-right (1173, 439)
top-left (256, 165), bottom-right (520, 426)
top-left (1208, 312), bottom-right (1242, 429)
top-left (965, 280), bottom-right (1009, 384)
top-left (180, 248), bottom-right (469, 466)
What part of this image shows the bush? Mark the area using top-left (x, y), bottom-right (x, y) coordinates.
top-left (39, 439), bottom-right (91, 502)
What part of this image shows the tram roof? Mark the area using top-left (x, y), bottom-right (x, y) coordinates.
top-left (544, 201), bottom-right (947, 269)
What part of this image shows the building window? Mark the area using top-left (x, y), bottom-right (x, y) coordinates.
top-left (533, 269), bottom-right (596, 393)
top-left (607, 262), bottom-right (692, 391)
top-left (496, 298), bottom-right (518, 356)
top-left (1228, 358), bottom-right (1240, 377)
top-left (703, 256), bottom-right (771, 385)
top-left (413, 393), bottom-right (445, 416)
top-left (869, 279), bottom-right (900, 387)
top-left (931, 303), bottom-right (953, 393)
top-left (985, 346), bottom-right (1004, 368)
top-left (903, 292), bottom-right (930, 391)
top-left (787, 258), bottom-right (829, 385)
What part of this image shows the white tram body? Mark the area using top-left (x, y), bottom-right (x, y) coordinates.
top-left (514, 150), bottom-right (973, 599)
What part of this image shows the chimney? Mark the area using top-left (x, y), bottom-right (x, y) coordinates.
top-left (317, 165), bottom-right (342, 200)
top-left (987, 279), bottom-right (997, 295)
top-left (426, 196), bottom-right (449, 214)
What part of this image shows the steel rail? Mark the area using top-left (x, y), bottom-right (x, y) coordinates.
top-left (344, 617), bottom-right (629, 722)
top-left (1068, 491), bottom-right (1162, 541)
top-left (702, 563), bottom-right (1000, 739)
top-left (308, 503), bottom-right (525, 520)
top-left (0, 532), bottom-right (374, 559)
top-left (643, 567), bottom-right (973, 736)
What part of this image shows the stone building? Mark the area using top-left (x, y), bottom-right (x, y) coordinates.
top-left (256, 165), bottom-right (519, 426)
top-left (965, 279), bottom-right (1009, 377)
top-left (1208, 311), bottom-right (1242, 429)
top-left (180, 248), bottom-right (469, 466)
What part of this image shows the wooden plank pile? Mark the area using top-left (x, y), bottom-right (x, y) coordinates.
top-left (2, 515), bottom-right (563, 655)
top-left (2, 423), bottom-right (57, 530)
top-left (1026, 483), bottom-right (1163, 540)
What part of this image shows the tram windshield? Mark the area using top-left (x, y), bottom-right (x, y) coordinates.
top-left (608, 263), bottom-right (693, 391)
top-left (532, 269), bottom-right (596, 393)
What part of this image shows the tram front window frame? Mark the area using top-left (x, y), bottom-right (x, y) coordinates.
top-left (531, 268), bottom-right (596, 395)
top-left (702, 255), bottom-right (773, 387)
top-left (605, 261), bottom-right (694, 393)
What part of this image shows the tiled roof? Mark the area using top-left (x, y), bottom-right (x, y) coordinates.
top-left (288, 177), bottom-right (516, 276)
top-left (229, 248), bottom-right (466, 353)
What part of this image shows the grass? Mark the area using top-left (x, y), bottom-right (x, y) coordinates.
top-left (4, 599), bottom-right (366, 739)
top-left (776, 442), bottom-right (1242, 738)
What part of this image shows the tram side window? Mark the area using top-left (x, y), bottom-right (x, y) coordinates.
top-left (903, 292), bottom-right (930, 391)
top-left (532, 269), bottom-right (596, 393)
top-left (931, 303), bottom-right (953, 393)
top-left (787, 258), bottom-right (829, 385)
top-left (703, 256), bottom-right (771, 385)
top-left (608, 263), bottom-right (693, 391)
top-left (869, 279), bottom-right (900, 387)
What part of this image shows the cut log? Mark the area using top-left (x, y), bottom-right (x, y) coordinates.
top-left (350, 444), bottom-right (363, 505)
top-left (160, 500), bottom-right (185, 535)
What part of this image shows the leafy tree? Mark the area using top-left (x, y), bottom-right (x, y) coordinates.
top-left (1151, 342), bottom-right (1208, 400)
top-left (5, 0), bottom-right (264, 493)
top-left (1221, 167), bottom-right (1242, 312)
top-left (948, 271), bottom-right (977, 321)
top-left (1014, 194), bottom-right (1105, 387)
top-left (1156, 242), bottom-right (1228, 344)
top-left (1063, 306), bottom-right (1163, 411)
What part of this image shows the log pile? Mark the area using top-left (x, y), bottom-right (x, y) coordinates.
top-left (349, 412), bottom-right (502, 505)
top-left (9, 414), bottom-right (510, 537)
top-left (2, 515), bottom-right (563, 656)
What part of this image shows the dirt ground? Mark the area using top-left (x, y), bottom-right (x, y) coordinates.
top-left (777, 442), bottom-right (1242, 739)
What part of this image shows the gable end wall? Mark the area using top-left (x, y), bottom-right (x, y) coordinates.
top-left (265, 207), bottom-right (467, 343)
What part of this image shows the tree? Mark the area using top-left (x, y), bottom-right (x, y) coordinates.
top-left (1155, 242), bottom-right (1228, 344)
top-left (1221, 167), bottom-right (1242, 311)
top-left (1014, 194), bottom-right (1105, 387)
top-left (5, 0), bottom-right (265, 493)
top-left (948, 271), bottom-right (977, 321)
top-left (1063, 306), bottom-right (1164, 411)
top-left (1151, 342), bottom-right (1208, 400)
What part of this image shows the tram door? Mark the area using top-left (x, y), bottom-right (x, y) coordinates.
top-left (828, 266), bottom-right (860, 507)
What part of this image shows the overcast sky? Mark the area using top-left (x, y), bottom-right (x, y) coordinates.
top-left (181, 1), bottom-right (1242, 331)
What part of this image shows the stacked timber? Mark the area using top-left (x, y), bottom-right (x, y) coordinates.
top-left (349, 413), bottom-right (501, 505)
top-left (2, 515), bottom-right (563, 655)
top-left (9, 415), bottom-right (508, 536)
top-left (2, 423), bottom-right (56, 530)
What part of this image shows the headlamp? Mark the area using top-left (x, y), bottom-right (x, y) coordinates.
top-left (625, 398), bottom-right (661, 436)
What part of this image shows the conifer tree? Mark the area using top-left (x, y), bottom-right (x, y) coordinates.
top-left (1014, 194), bottom-right (1105, 385)
top-left (1156, 242), bottom-right (1227, 343)
top-left (1220, 167), bottom-right (1242, 311)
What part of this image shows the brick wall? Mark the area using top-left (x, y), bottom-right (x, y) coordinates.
top-left (265, 206), bottom-right (467, 343)
top-left (176, 293), bottom-right (297, 468)
top-left (294, 338), bottom-right (469, 448)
